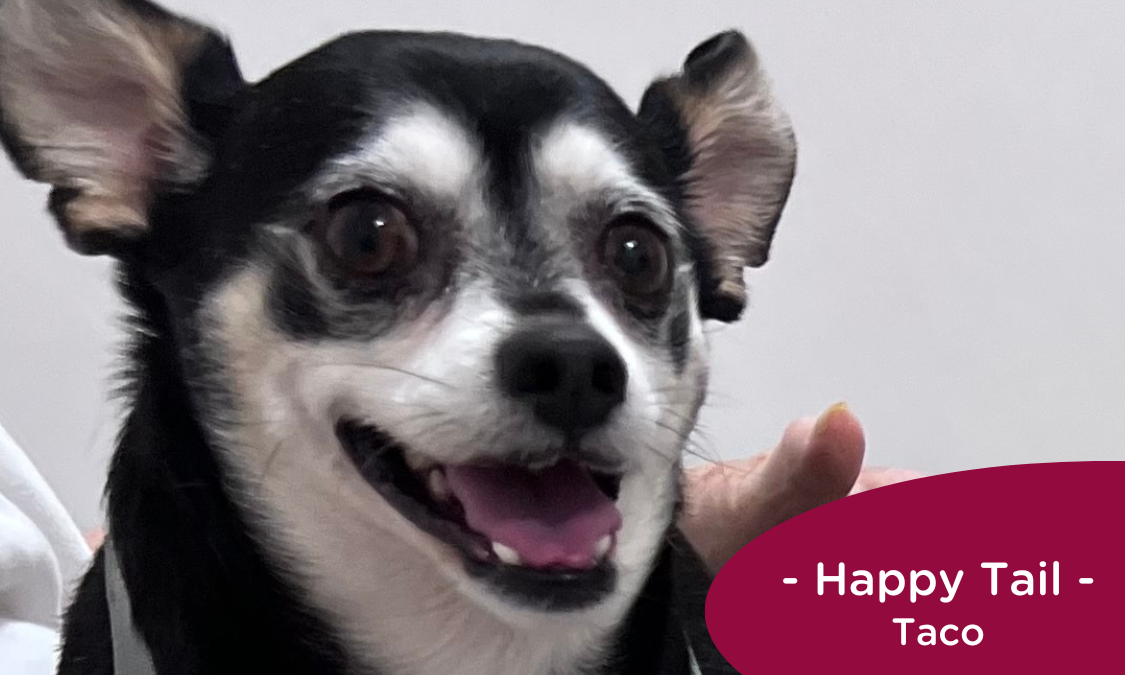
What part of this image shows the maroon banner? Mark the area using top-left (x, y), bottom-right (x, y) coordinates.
top-left (706, 462), bottom-right (1124, 672)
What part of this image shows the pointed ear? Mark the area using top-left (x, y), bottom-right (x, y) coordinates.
top-left (639, 30), bottom-right (796, 322)
top-left (0, 0), bottom-right (242, 255)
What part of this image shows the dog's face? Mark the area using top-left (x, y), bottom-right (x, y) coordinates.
top-left (0, 0), bottom-right (794, 669)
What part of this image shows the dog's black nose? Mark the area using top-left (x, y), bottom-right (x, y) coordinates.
top-left (496, 322), bottom-right (628, 434)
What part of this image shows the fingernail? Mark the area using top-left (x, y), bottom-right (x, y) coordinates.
top-left (814, 401), bottom-right (850, 435)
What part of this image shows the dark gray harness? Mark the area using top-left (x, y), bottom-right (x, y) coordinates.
top-left (104, 536), bottom-right (158, 675)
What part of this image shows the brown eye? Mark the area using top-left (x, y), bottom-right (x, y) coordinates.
top-left (600, 218), bottom-right (672, 299)
top-left (318, 192), bottom-right (418, 277)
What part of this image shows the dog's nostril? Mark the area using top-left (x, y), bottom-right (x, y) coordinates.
top-left (496, 322), bottom-right (628, 434)
top-left (591, 359), bottom-right (624, 397)
top-left (514, 354), bottom-right (563, 395)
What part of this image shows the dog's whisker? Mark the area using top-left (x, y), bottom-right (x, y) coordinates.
top-left (650, 384), bottom-right (738, 405)
top-left (654, 405), bottom-right (697, 429)
top-left (305, 361), bottom-right (459, 390)
top-left (646, 416), bottom-right (723, 466)
top-left (259, 437), bottom-right (290, 483)
top-left (680, 431), bottom-right (723, 465)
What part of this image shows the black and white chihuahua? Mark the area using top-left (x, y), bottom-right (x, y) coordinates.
top-left (0, 0), bottom-right (796, 673)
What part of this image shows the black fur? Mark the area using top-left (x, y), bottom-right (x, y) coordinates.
top-left (56, 277), bottom-right (725, 673)
top-left (507, 291), bottom-right (586, 318)
top-left (668, 309), bottom-right (692, 373)
top-left (5, 19), bottom-right (741, 675)
top-left (57, 269), bottom-right (353, 675)
top-left (167, 33), bottom-right (695, 339)
top-left (681, 31), bottom-right (752, 92)
top-left (267, 257), bottom-right (332, 339)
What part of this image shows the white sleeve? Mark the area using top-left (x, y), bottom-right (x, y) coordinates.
top-left (0, 422), bottom-right (92, 675)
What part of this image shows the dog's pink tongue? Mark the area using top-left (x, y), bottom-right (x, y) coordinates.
top-left (445, 461), bottom-right (622, 569)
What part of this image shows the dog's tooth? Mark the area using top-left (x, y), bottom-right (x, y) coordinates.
top-left (594, 535), bottom-right (613, 559)
top-left (471, 543), bottom-right (492, 561)
top-left (492, 542), bottom-right (522, 566)
top-left (404, 450), bottom-right (434, 473)
top-left (428, 469), bottom-right (450, 502)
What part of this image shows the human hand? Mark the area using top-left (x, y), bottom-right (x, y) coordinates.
top-left (679, 404), bottom-right (920, 572)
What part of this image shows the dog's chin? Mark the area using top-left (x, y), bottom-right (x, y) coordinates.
top-left (336, 420), bottom-right (626, 612)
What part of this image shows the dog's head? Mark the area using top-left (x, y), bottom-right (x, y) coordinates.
top-left (0, 0), bottom-right (794, 665)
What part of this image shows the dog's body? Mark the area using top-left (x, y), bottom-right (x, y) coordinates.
top-left (0, 2), bottom-right (796, 673)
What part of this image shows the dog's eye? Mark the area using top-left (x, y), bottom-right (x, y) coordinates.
top-left (600, 218), bottom-right (672, 300)
top-left (317, 192), bottom-right (418, 277)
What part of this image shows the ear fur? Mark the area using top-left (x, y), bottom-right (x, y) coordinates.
top-left (0, 0), bottom-right (237, 255)
top-left (639, 30), bottom-right (796, 322)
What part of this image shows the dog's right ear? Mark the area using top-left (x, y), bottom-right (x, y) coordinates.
top-left (639, 31), bottom-right (796, 322)
top-left (0, 0), bottom-right (244, 256)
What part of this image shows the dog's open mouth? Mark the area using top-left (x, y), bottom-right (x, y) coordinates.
top-left (337, 420), bottom-right (623, 608)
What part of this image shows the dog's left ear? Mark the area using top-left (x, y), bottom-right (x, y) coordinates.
top-left (639, 31), bottom-right (796, 322)
top-left (0, 0), bottom-right (244, 256)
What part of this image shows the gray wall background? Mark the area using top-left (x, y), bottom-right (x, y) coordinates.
top-left (2, 1), bottom-right (1123, 529)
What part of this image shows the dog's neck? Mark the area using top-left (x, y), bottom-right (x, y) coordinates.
top-left (98, 272), bottom-right (354, 673)
top-left (76, 272), bottom-right (709, 675)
